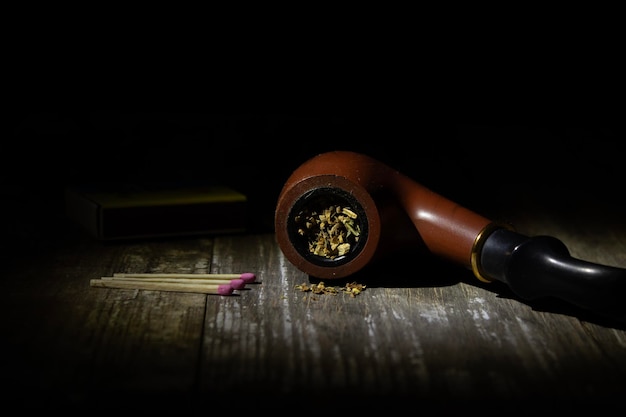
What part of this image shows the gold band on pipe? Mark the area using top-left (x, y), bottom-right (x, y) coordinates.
top-left (470, 222), bottom-right (514, 283)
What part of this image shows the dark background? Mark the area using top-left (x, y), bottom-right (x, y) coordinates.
top-left (2, 113), bottom-right (623, 242)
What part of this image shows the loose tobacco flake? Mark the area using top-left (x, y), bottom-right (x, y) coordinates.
top-left (343, 282), bottom-right (366, 297)
top-left (294, 204), bottom-right (361, 260)
top-left (294, 281), bottom-right (366, 298)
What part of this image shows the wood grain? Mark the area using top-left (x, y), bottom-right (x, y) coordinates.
top-left (2, 189), bottom-right (625, 413)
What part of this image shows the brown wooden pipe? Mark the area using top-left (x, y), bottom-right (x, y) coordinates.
top-left (275, 151), bottom-right (626, 321)
top-left (275, 150), bottom-right (494, 279)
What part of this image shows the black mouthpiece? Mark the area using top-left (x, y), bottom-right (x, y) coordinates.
top-left (480, 228), bottom-right (626, 321)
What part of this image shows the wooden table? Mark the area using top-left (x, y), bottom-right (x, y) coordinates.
top-left (2, 158), bottom-right (625, 413)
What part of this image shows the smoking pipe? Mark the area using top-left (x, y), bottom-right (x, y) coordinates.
top-left (275, 150), bottom-right (626, 321)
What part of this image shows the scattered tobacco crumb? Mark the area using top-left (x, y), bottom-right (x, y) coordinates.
top-left (295, 281), bottom-right (366, 298)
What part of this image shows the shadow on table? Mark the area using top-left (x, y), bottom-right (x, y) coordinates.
top-left (306, 245), bottom-right (626, 330)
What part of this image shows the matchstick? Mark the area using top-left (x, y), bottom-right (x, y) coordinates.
top-left (113, 272), bottom-right (256, 283)
top-left (101, 276), bottom-right (247, 290)
top-left (90, 279), bottom-right (235, 295)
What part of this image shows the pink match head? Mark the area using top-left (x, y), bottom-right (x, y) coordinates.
top-left (229, 278), bottom-right (246, 290)
top-left (240, 273), bottom-right (256, 283)
top-left (217, 284), bottom-right (234, 295)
